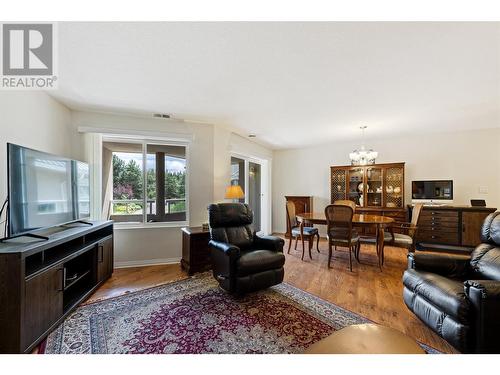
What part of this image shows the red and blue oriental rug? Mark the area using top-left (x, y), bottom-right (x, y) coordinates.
top-left (41, 273), bottom-right (436, 354)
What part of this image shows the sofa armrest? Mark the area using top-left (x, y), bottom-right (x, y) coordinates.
top-left (465, 280), bottom-right (500, 300)
top-left (208, 240), bottom-right (240, 256)
top-left (253, 235), bottom-right (285, 252)
top-left (208, 240), bottom-right (240, 292)
top-left (464, 280), bottom-right (500, 353)
top-left (407, 252), bottom-right (470, 279)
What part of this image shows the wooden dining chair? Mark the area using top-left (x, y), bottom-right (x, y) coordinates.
top-left (334, 199), bottom-right (361, 256)
top-left (385, 203), bottom-right (424, 253)
top-left (324, 204), bottom-right (360, 271)
top-left (286, 201), bottom-right (320, 260)
top-left (358, 203), bottom-right (424, 266)
top-left (333, 200), bottom-right (356, 211)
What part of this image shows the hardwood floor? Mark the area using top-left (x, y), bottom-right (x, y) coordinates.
top-left (88, 264), bottom-right (187, 303)
top-left (87, 238), bottom-right (457, 354)
top-left (282, 237), bottom-right (457, 353)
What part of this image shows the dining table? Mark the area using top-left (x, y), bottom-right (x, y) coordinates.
top-left (295, 212), bottom-right (395, 268)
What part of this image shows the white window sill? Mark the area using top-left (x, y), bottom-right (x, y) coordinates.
top-left (113, 221), bottom-right (189, 230)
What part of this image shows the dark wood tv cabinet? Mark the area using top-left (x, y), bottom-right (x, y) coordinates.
top-left (0, 220), bottom-right (113, 353)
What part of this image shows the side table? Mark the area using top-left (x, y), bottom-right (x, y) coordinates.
top-left (181, 226), bottom-right (211, 275)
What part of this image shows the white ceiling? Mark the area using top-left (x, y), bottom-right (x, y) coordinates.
top-left (51, 22), bottom-right (500, 149)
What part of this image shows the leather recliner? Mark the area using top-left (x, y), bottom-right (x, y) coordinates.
top-left (403, 211), bottom-right (500, 353)
top-left (208, 203), bottom-right (285, 295)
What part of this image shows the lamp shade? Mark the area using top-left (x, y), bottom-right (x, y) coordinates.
top-left (224, 185), bottom-right (245, 200)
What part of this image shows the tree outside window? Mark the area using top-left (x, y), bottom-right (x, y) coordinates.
top-left (102, 141), bottom-right (187, 223)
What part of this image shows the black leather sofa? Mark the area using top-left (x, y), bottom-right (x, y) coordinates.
top-left (403, 211), bottom-right (500, 353)
top-left (208, 203), bottom-right (285, 295)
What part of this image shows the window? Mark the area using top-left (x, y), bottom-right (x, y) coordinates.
top-left (145, 144), bottom-right (187, 222)
top-left (102, 139), bottom-right (187, 224)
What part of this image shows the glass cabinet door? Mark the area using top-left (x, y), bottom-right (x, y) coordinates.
top-left (331, 169), bottom-right (347, 203)
top-left (366, 167), bottom-right (383, 207)
top-left (384, 166), bottom-right (404, 208)
top-left (348, 167), bottom-right (364, 207)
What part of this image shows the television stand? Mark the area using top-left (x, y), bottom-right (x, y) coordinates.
top-left (0, 220), bottom-right (113, 353)
top-left (60, 220), bottom-right (94, 227)
top-left (0, 232), bottom-right (49, 243)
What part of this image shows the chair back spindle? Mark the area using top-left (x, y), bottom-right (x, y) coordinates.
top-left (286, 201), bottom-right (298, 229)
top-left (333, 200), bottom-right (356, 211)
top-left (409, 203), bottom-right (424, 238)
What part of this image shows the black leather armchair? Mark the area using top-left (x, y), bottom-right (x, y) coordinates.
top-left (403, 211), bottom-right (500, 353)
top-left (208, 203), bottom-right (285, 294)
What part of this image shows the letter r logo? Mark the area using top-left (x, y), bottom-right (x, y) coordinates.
top-left (2, 24), bottom-right (53, 76)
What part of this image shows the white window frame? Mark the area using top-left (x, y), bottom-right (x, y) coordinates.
top-left (101, 134), bottom-right (190, 229)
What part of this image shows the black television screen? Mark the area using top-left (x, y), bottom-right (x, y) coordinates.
top-left (7, 143), bottom-right (90, 237)
top-left (412, 180), bottom-right (453, 200)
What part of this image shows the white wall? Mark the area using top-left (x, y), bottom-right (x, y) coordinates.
top-left (213, 127), bottom-right (273, 202)
top-left (2, 93), bottom-right (498, 265)
top-left (213, 128), bottom-right (274, 234)
top-left (213, 126), bottom-right (233, 203)
top-left (0, 95), bottom-right (273, 265)
top-left (0, 92), bottom-right (83, 219)
top-left (272, 128), bottom-right (500, 234)
top-left (72, 110), bottom-right (273, 267)
top-left (71, 110), bottom-right (214, 266)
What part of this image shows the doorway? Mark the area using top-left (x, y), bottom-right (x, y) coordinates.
top-left (230, 155), bottom-right (270, 235)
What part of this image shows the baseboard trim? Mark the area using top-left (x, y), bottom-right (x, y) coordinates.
top-left (114, 257), bottom-right (182, 269)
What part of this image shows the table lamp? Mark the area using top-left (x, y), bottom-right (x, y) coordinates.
top-left (225, 185), bottom-right (245, 202)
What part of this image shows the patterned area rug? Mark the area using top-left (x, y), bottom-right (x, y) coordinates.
top-left (41, 273), bottom-right (435, 354)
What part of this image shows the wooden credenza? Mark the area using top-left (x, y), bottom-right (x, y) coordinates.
top-left (0, 221), bottom-right (114, 353)
top-left (285, 196), bottom-right (313, 238)
top-left (412, 206), bottom-right (497, 251)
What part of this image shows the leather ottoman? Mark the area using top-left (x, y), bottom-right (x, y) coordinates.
top-left (304, 324), bottom-right (425, 354)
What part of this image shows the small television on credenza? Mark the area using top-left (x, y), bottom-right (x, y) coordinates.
top-left (411, 180), bottom-right (453, 204)
top-left (5, 143), bottom-right (90, 240)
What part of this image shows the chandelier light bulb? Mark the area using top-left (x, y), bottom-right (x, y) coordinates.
top-left (349, 126), bottom-right (378, 166)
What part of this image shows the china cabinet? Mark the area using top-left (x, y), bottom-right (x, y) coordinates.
top-left (330, 162), bottom-right (407, 226)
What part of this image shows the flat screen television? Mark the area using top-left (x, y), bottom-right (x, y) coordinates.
top-left (411, 180), bottom-right (453, 202)
top-left (7, 143), bottom-right (90, 237)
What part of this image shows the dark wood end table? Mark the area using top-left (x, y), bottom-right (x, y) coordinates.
top-left (181, 227), bottom-right (211, 275)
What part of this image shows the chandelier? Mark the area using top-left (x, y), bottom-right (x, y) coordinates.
top-left (349, 126), bottom-right (378, 166)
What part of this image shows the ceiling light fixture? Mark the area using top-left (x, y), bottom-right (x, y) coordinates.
top-left (349, 126), bottom-right (378, 166)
